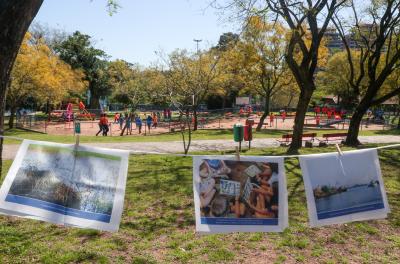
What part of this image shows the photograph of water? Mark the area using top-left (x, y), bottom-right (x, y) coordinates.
top-left (300, 149), bottom-right (388, 222)
top-left (7, 144), bottom-right (122, 223)
top-left (315, 184), bottom-right (384, 219)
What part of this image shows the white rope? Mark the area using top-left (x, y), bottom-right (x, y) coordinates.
top-left (0, 135), bottom-right (399, 158)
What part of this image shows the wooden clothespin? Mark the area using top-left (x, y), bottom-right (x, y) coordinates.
top-left (235, 146), bottom-right (240, 161)
top-left (75, 134), bottom-right (80, 149)
top-left (335, 143), bottom-right (343, 156)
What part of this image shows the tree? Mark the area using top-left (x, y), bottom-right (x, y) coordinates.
top-left (240, 17), bottom-right (293, 131)
top-left (332, 0), bottom-right (400, 145)
top-left (0, 0), bottom-right (44, 175)
top-left (160, 49), bottom-right (222, 131)
top-left (316, 51), bottom-right (361, 108)
top-left (7, 33), bottom-right (86, 128)
top-left (211, 33), bottom-right (244, 109)
top-left (108, 60), bottom-right (154, 110)
top-left (217, 0), bottom-right (345, 153)
top-left (215, 32), bottom-right (240, 51)
top-left (55, 31), bottom-right (111, 109)
top-left (0, 0), bottom-right (118, 174)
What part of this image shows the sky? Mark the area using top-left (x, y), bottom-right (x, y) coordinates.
top-left (305, 152), bottom-right (379, 188)
top-left (33, 0), bottom-right (238, 66)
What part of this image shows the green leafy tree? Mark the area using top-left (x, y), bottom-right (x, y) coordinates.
top-left (332, 0), bottom-right (400, 145)
top-left (108, 60), bottom-right (150, 110)
top-left (218, 0), bottom-right (345, 153)
top-left (55, 31), bottom-right (111, 109)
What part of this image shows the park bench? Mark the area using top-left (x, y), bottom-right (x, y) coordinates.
top-left (277, 133), bottom-right (317, 146)
top-left (319, 133), bottom-right (348, 143)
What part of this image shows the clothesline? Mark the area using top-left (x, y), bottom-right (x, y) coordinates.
top-left (0, 135), bottom-right (399, 158)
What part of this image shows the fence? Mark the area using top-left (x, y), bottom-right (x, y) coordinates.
top-left (13, 110), bottom-right (398, 137)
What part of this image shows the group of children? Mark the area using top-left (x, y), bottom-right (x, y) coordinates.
top-left (113, 111), bottom-right (159, 136)
top-left (94, 111), bottom-right (168, 137)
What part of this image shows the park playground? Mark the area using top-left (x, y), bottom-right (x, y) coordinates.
top-left (13, 107), bottom-right (395, 137)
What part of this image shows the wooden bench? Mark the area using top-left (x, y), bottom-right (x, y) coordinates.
top-left (320, 133), bottom-right (347, 143)
top-left (277, 133), bottom-right (317, 145)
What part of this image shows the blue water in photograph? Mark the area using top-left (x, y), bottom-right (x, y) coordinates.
top-left (316, 185), bottom-right (385, 219)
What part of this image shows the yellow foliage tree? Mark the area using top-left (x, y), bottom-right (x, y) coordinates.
top-left (239, 16), bottom-right (297, 130)
top-left (7, 33), bottom-right (86, 128)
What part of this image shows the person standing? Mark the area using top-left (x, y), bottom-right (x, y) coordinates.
top-left (119, 113), bottom-right (124, 130)
top-left (146, 115), bottom-right (153, 133)
top-left (114, 112), bottom-right (119, 124)
top-left (269, 113), bottom-right (274, 127)
top-left (153, 114), bottom-right (158, 128)
top-left (167, 109), bottom-right (171, 120)
top-left (281, 111), bottom-right (286, 123)
top-left (96, 113), bottom-right (109, 136)
top-left (125, 113), bottom-right (132, 135)
top-left (314, 106), bottom-right (320, 116)
top-left (135, 115), bottom-right (142, 134)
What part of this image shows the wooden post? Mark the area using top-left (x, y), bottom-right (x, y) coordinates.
top-left (235, 146), bottom-right (240, 161)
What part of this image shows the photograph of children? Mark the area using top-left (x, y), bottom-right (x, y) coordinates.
top-left (300, 148), bottom-right (390, 227)
top-left (0, 140), bottom-right (129, 232)
top-left (193, 156), bottom-right (288, 233)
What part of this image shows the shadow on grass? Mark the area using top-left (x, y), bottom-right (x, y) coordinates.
top-left (374, 128), bottom-right (400, 136)
top-left (121, 156), bottom-right (194, 236)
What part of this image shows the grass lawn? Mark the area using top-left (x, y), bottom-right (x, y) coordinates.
top-left (0, 144), bottom-right (399, 263)
top-left (3, 128), bottom-right (400, 145)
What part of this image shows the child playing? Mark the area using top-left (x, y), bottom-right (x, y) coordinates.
top-left (119, 114), bottom-right (124, 130)
top-left (96, 113), bottom-right (109, 136)
top-left (269, 113), bottom-right (274, 127)
top-left (135, 115), bottom-right (142, 134)
top-left (146, 115), bottom-right (153, 133)
top-left (114, 112), bottom-right (120, 124)
top-left (125, 113), bottom-right (132, 135)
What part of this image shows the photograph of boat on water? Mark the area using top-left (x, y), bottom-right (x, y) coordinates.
top-left (300, 148), bottom-right (390, 227)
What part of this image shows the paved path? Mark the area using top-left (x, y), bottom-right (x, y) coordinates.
top-left (2, 135), bottom-right (400, 160)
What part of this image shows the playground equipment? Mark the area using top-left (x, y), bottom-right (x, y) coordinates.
top-left (51, 101), bottom-right (96, 122)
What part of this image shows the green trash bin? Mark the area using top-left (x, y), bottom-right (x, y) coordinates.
top-left (233, 124), bottom-right (244, 142)
top-left (74, 122), bottom-right (81, 134)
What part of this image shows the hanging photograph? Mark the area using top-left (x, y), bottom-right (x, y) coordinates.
top-left (193, 156), bottom-right (288, 233)
top-left (0, 140), bottom-right (129, 232)
top-left (300, 149), bottom-right (390, 227)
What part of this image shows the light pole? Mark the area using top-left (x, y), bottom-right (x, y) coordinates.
top-left (193, 39), bottom-right (202, 56)
top-left (193, 39), bottom-right (202, 130)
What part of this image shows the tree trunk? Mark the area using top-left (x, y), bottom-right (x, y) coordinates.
top-left (193, 108), bottom-right (198, 131)
top-left (8, 106), bottom-right (17, 129)
top-left (397, 113), bottom-right (400, 129)
top-left (345, 107), bottom-right (365, 146)
top-left (89, 93), bottom-right (100, 109)
top-left (256, 94), bottom-right (270, 132)
top-left (345, 88), bottom-right (377, 146)
top-left (287, 88), bottom-right (313, 154)
top-left (0, 0), bottom-right (44, 175)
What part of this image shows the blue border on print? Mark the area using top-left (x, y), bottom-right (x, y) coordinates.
top-left (317, 202), bottom-right (385, 220)
top-left (6, 194), bottom-right (111, 223)
top-left (201, 217), bottom-right (278, 225)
